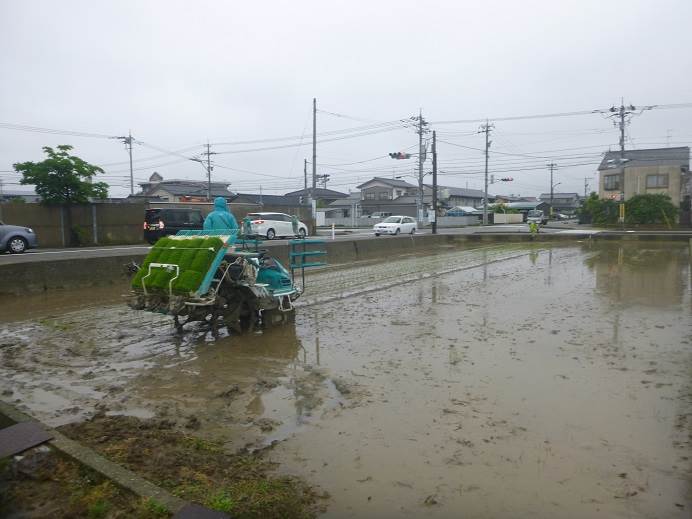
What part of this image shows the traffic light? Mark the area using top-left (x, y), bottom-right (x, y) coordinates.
top-left (500, 177), bottom-right (514, 182)
top-left (389, 152), bottom-right (411, 159)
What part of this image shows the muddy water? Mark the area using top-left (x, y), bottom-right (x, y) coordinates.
top-left (1, 242), bottom-right (691, 518)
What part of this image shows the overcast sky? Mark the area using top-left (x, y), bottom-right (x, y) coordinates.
top-left (1, 0), bottom-right (691, 199)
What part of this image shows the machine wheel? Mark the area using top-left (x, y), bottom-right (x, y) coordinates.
top-left (266, 228), bottom-right (276, 240)
top-left (7, 236), bottom-right (27, 254)
top-left (394, 228), bottom-right (400, 235)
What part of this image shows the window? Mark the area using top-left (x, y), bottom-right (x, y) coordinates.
top-left (378, 191), bottom-right (392, 200)
top-left (603, 174), bottom-right (622, 191)
top-left (646, 174), bottom-right (668, 188)
top-left (365, 192), bottom-right (376, 200)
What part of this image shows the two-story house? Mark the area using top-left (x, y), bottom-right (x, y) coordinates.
top-left (356, 177), bottom-right (420, 216)
top-left (598, 147), bottom-right (690, 206)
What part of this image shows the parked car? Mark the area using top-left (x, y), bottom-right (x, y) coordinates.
top-left (247, 212), bottom-right (308, 240)
top-left (373, 215), bottom-right (417, 236)
top-left (445, 206), bottom-right (481, 216)
top-left (144, 208), bottom-right (205, 244)
top-left (0, 221), bottom-right (38, 253)
top-left (526, 209), bottom-right (548, 226)
top-left (368, 211), bottom-right (393, 219)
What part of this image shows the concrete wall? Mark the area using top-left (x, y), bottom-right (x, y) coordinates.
top-left (0, 202), bottom-right (315, 248)
top-left (435, 216), bottom-right (480, 227)
top-left (0, 203), bottom-right (145, 247)
top-left (493, 213), bottom-right (523, 224)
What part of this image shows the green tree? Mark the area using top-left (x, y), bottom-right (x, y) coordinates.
top-left (14, 145), bottom-right (108, 245)
top-left (578, 193), bottom-right (618, 225)
top-left (492, 203), bottom-right (519, 214)
top-left (625, 193), bottom-right (677, 225)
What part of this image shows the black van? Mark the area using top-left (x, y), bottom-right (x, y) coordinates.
top-left (144, 208), bottom-right (204, 244)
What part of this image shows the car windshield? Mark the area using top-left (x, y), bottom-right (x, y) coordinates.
top-left (528, 210), bottom-right (542, 217)
top-left (382, 216), bottom-right (400, 223)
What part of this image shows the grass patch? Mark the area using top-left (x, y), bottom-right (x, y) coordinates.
top-left (59, 415), bottom-right (324, 518)
top-left (1, 447), bottom-right (165, 518)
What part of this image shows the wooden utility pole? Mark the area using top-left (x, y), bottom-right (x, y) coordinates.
top-left (479, 121), bottom-right (494, 225)
top-left (432, 130), bottom-right (438, 235)
top-left (312, 98), bottom-right (317, 196)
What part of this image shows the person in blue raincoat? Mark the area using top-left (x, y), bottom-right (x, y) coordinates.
top-left (203, 197), bottom-right (238, 231)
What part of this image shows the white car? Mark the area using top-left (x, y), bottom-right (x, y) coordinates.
top-left (373, 215), bottom-right (417, 236)
top-left (247, 212), bottom-right (308, 240)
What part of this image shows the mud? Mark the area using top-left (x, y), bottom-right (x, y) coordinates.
top-left (1, 242), bottom-right (691, 517)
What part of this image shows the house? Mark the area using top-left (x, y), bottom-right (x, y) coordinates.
top-left (597, 147), bottom-right (690, 206)
top-left (494, 194), bottom-right (536, 204)
top-left (232, 193), bottom-right (301, 207)
top-left (355, 177), bottom-right (421, 216)
top-left (136, 172), bottom-right (234, 202)
top-left (325, 192), bottom-right (362, 218)
top-left (538, 193), bottom-right (582, 214)
top-left (423, 184), bottom-right (485, 209)
top-left (284, 187), bottom-right (349, 206)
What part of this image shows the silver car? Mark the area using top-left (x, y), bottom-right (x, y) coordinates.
top-left (0, 221), bottom-right (38, 253)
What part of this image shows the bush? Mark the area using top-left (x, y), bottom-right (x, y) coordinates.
top-left (578, 193), bottom-right (619, 225)
top-left (492, 203), bottom-right (519, 214)
top-left (625, 193), bottom-right (677, 225)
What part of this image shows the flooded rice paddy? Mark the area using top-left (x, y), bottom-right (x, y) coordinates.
top-left (1, 242), bottom-right (690, 518)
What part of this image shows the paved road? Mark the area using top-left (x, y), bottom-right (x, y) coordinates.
top-left (0, 224), bottom-right (581, 265)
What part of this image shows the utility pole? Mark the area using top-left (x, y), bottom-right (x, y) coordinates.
top-left (304, 159), bottom-right (308, 192)
top-left (114, 131), bottom-right (134, 195)
top-left (312, 98), bottom-right (317, 196)
top-left (608, 99), bottom-right (637, 159)
top-left (196, 142), bottom-right (217, 201)
top-left (584, 177), bottom-right (590, 198)
top-left (479, 120), bottom-right (494, 225)
top-left (414, 110), bottom-right (428, 223)
top-left (548, 162), bottom-right (558, 216)
top-left (432, 130), bottom-right (438, 235)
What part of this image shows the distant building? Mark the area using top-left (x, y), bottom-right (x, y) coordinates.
top-left (597, 147), bottom-right (690, 206)
top-left (0, 189), bottom-right (41, 203)
top-left (284, 188), bottom-right (349, 205)
top-left (136, 172), bottom-right (234, 202)
top-left (423, 184), bottom-right (485, 208)
top-left (538, 192), bottom-right (582, 214)
top-left (232, 193), bottom-right (301, 207)
top-left (493, 194), bottom-right (536, 204)
top-left (325, 192), bottom-right (362, 218)
top-left (356, 177), bottom-right (420, 216)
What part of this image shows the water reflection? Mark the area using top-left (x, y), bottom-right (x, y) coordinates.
top-left (584, 242), bottom-right (690, 307)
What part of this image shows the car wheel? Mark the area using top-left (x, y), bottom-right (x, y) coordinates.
top-left (8, 236), bottom-right (27, 254)
top-left (266, 229), bottom-right (276, 240)
top-left (394, 228), bottom-right (400, 235)
top-left (374, 233), bottom-right (380, 237)
top-left (410, 227), bottom-right (416, 234)
top-left (298, 228), bottom-right (307, 238)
